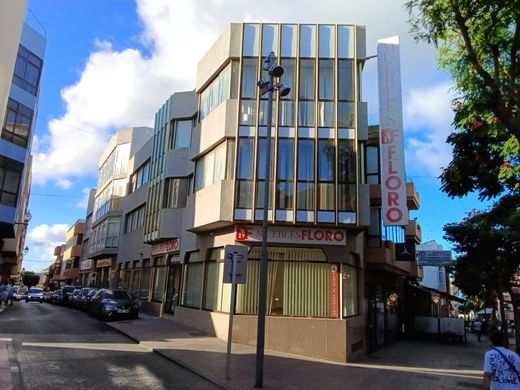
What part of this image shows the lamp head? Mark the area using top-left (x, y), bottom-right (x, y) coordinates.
top-left (269, 64), bottom-right (284, 78)
top-left (277, 83), bottom-right (291, 97)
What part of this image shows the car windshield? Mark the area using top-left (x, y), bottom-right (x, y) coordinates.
top-left (29, 288), bottom-right (42, 293)
top-left (63, 287), bottom-right (75, 293)
top-left (102, 290), bottom-right (131, 300)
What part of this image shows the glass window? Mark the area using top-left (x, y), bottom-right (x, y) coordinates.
top-left (342, 265), bottom-right (358, 317)
top-left (0, 156), bottom-right (23, 207)
top-left (338, 60), bottom-right (354, 101)
top-left (318, 183), bottom-right (335, 210)
top-left (240, 100), bottom-right (257, 125)
top-left (366, 145), bottom-right (380, 184)
top-left (259, 99), bottom-right (276, 126)
top-left (277, 139), bottom-right (294, 180)
top-left (139, 267), bottom-right (152, 300)
top-left (338, 140), bottom-right (355, 184)
top-left (236, 180), bottom-right (253, 208)
top-left (164, 178), bottom-right (188, 208)
top-left (280, 59), bottom-right (295, 100)
top-left (255, 181), bottom-right (273, 209)
top-left (317, 140), bottom-right (335, 181)
top-left (338, 102), bottom-right (355, 128)
top-left (241, 58), bottom-right (258, 98)
top-left (200, 64), bottom-right (231, 120)
top-left (296, 182), bottom-right (314, 210)
top-left (261, 24), bottom-right (278, 56)
top-left (318, 25), bottom-right (335, 58)
top-left (2, 99), bottom-right (33, 148)
top-left (318, 102), bottom-right (334, 127)
top-left (281, 25), bottom-right (297, 57)
top-left (174, 120), bottom-right (192, 149)
top-left (203, 250), bottom-right (231, 312)
top-left (152, 266), bottom-right (166, 302)
top-left (194, 142), bottom-right (228, 191)
top-left (237, 138), bottom-right (254, 179)
top-left (13, 45), bottom-right (43, 95)
top-left (278, 101), bottom-right (295, 127)
top-left (297, 139), bottom-right (314, 180)
top-left (318, 59), bottom-right (334, 100)
top-left (243, 24), bottom-right (260, 56)
top-left (299, 25), bottom-right (316, 57)
top-left (298, 102), bottom-right (315, 127)
top-left (338, 26), bottom-right (354, 58)
top-left (182, 255), bottom-right (203, 308)
top-left (299, 59), bottom-right (315, 100)
top-left (257, 138), bottom-right (274, 180)
top-left (276, 181), bottom-right (293, 210)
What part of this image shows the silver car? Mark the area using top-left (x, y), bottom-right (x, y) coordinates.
top-left (26, 288), bottom-right (44, 303)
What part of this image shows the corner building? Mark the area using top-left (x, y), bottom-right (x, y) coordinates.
top-left (136, 23), bottom-right (374, 363)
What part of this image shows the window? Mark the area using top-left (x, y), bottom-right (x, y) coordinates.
top-left (0, 156), bottom-right (23, 207)
top-left (318, 25), bottom-right (335, 58)
top-left (298, 59), bottom-right (315, 126)
top-left (182, 252), bottom-right (203, 308)
top-left (297, 139), bottom-right (314, 210)
top-left (317, 140), bottom-right (335, 210)
top-left (2, 99), bottom-right (33, 148)
top-left (299, 25), bottom-right (316, 57)
top-left (152, 266), bottom-right (166, 302)
top-left (124, 205), bottom-right (145, 233)
top-left (170, 119), bottom-right (192, 149)
top-left (261, 24), bottom-right (278, 56)
top-left (243, 24), bottom-right (260, 56)
top-left (366, 145), bottom-right (380, 184)
top-left (194, 142), bottom-right (227, 191)
top-left (318, 59), bottom-right (334, 127)
top-left (163, 178), bottom-right (187, 209)
top-left (255, 137), bottom-right (274, 209)
top-left (276, 139), bottom-right (294, 210)
top-left (240, 58), bottom-right (258, 126)
top-left (338, 140), bottom-right (356, 212)
top-left (235, 137), bottom-right (254, 209)
top-left (128, 161), bottom-right (150, 194)
top-left (203, 248), bottom-right (231, 312)
top-left (342, 265), bottom-right (358, 317)
top-left (337, 26), bottom-right (354, 58)
top-left (139, 265), bottom-right (152, 300)
top-left (278, 59), bottom-right (295, 126)
top-left (200, 63), bottom-right (232, 121)
top-left (13, 45), bottom-right (43, 95)
top-left (281, 25), bottom-right (297, 57)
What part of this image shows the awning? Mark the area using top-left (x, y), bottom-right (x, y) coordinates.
top-left (410, 284), bottom-right (466, 304)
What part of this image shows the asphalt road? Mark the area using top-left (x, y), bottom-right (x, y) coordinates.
top-left (0, 301), bottom-right (220, 390)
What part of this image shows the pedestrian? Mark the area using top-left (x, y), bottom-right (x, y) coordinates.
top-left (483, 331), bottom-right (520, 390)
top-left (474, 319), bottom-right (483, 342)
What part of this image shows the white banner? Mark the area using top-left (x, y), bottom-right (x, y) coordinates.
top-left (377, 36), bottom-right (408, 226)
top-left (235, 225), bottom-right (346, 246)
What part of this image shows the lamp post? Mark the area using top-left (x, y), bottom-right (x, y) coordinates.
top-left (255, 51), bottom-right (290, 388)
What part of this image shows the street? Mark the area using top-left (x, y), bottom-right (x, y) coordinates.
top-left (0, 302), bottom-right (220, 390)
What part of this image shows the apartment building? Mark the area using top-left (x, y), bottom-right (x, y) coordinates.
top-left (58, 220), bottom-right (85, 285)
top-left (0, 4), bottom-right (46, 283)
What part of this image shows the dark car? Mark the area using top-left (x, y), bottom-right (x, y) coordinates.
top-left (77, 288), bottom-right (98, 310)
top-left (49, 290), bottom-right (62, 303)
top-left (88, 289), bottom-right (139, 321)
top-left (59, 285), bottom-right (76, 305)
top-left (69, 289), bottom-right (82, 307)
top-left (26, 288), bottom-right (44, 303)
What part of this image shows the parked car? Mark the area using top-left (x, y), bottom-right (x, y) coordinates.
top-left (59, 285), bottom-right (77, 305)
top-left (25, 288), bottom-right (44, 303)
top-left (49, 290), bottom-right (62, 303)
top-left (13, 288), bottom-right (28, 301)
top-left (87, 289), bottom-right (139, 321)
top-left (69, 289), bottom-right (82, 307)
top-left (77, 288), bottom-right (97, 310)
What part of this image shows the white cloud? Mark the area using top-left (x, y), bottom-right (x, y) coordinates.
top-left (404, 82), bottom-right (455, 176)
top-left (28, 223), bottom-right (68, 245)
top-left (24, 223), bottom-right (68, 272)
top-left (33, 0), bottom-right (440, 186)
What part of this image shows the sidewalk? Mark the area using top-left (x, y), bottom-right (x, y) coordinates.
top-left (106, 316), bottom-right (494, 390)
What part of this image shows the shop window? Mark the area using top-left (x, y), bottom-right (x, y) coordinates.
top-left (342, 265), bottom-right (358, 317)
top-left (131, 270), bottom-right (141, 297)
top-left (203, 248), bottom-right (231, 312)
top-left (139, 265), bottom-right (152, 300)
top-left (152, 266), bottom-right (166, 302)
top-left (181, 252), bottom-right (203, 308)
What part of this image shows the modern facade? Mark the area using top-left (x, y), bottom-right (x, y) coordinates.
top-left (58, 220), bottom-right (85, 285)
top-left (0, 10), bottom-right (46, 283)
top-left (82, 127), bottom-right (153, 289)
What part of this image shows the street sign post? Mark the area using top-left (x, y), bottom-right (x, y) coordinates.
top-left (223, 245), bottom-right (248, 380)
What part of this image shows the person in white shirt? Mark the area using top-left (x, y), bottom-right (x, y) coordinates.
top-left (474, 319), bottom-right (483, 341)
top-left (483, 331), bottom-right (520, 390)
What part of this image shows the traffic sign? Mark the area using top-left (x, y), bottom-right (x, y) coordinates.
top-left (223, 245), bottom-right (248, 284)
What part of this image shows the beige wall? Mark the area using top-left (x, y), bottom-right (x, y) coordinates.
top-left (0, 1), bottom-right (26, 125)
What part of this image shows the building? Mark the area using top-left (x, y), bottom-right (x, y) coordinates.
top-left (84, 127), bottom-right (153, 288)
top-left (0, 6), bottom-right (46, 283)
top-left (78, 189), bottom-right (96, 287)
top-left (56, 220), bottom-right (85, 286)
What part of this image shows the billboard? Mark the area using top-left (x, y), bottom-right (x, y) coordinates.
top-left (377, 36), bottom-right (408, 226)
top-left (417, 250), bottom-right (453, 266)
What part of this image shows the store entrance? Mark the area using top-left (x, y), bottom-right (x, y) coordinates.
top-left (164, 263), bottom-right (181, 314)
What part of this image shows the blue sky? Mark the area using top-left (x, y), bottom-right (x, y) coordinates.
top-left (22, 0), bottom-right (488, 272)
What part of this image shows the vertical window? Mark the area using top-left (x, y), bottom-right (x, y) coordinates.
top-left (152, 266), bottom-right (166, 302)
top-left (338, 60), bottom-right (354, 101)
top-left (318, 25), bottom-right (335, 58)
top-left (13, 45), bottom-right (43, 95)
top-left (2, 99), bottom-right (33, 148)
top-left (296, 139), bottom-right (314, 210)
top-left (194, 142), bottom-right (227, 192)
top-left (200, 64), bottom-right (231, 120)
top-left (0, 156), bottom-right (23, 207)
top-left (261, 24), bottom-right (278, 56)
top-left (337, 26), bottom-right (354, 58)
top-left (281, 25), bottom-right (297, 57)
top-left (318, 59), bottom-right (334, 127)
top-left (298, 59), bottom-right (315, 126)
top-left (236, 137), bottom-right (254, 209)
top-left (342, 265), bottom-right (358, 317)
top-left (164, 178), bottom-right (188, 208)
top-left (182, 252), bottom-right (203, 308)
top-left (255, 137), bottom-right (274, 209)
top-left (338, 140), bottom-right (356, 212)
top-left (278, 59), bottom-right (295, 127)
top-left (203, 248), bottom-right (231, 312)
top-left (173, 120), bottom-right (192, 149)
top-left (140, 265), bottom-right (152, 300)
top-left (366, 145), bottom-right (380, 184)
top-left (243, 24), bottom-right (260, 56)
top-left (317, 140), bottom-right (335, 210)
top-left (241, 58), bottom-right (258, 98)
top-left (276, 139), bottom-right (294, 210)
top-left (299, 25), bottom-right (316, 57)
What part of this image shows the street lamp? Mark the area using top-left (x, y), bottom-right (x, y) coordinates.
top-left (255, 51), bottom-right (290, 389)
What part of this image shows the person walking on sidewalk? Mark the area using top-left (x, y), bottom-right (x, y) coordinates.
top-left (474, 319), bottom-right (483, 342)
top-left (483, 331), bottom-right (520, 390)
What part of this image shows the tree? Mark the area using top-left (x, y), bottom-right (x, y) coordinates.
top-left (406, 0), bottom-right (520, 197)
top-left (22, 271), bottom-right (40, 288)
top-left (443, 194), bottom-right (520, 341)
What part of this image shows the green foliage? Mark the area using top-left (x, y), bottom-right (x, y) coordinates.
top-left (22, 271), bottom-right (40, 288)
top-left (443, 194), bottom-right (520, 297)
top-left (406, 0), bottom-right (520, 197)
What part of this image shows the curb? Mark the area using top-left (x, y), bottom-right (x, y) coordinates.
top-left (105, 322), bottom-right (228, 390)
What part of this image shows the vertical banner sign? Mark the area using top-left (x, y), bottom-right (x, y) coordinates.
top-left (377, 36), bottom-right (408, 226)
top-left (329, 265), bottom-right (339, 318)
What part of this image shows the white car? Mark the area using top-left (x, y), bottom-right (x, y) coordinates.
top-left (26, 288), bottom-right (44, 303)
top-left (13, 289), bottom-right (27, 301)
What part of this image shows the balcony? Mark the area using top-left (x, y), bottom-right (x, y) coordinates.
top-left (405, 219), bottom-right (422, 244)
top-left (195, 99), bottom-right (238, 156)
top-left (368, 181), bottom-right (420, 210)
top-left (188, 180), bottom-right (234, 232)
top-left (365, 240), bottom-right (420, 278)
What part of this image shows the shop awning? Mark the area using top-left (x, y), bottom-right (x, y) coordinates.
top-left (410, 284), bottom-right (466, 304)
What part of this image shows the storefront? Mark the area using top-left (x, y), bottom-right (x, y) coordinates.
top-left (79, 259), bottom-right (94, 287)
top-left (95, 258), bottom-right (113, 288)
